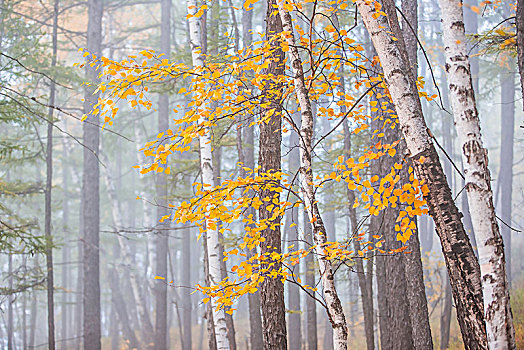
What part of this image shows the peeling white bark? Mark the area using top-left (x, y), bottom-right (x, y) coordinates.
top-left (438, 0), bottom-right (515, 348)
top-left (187, 1), bottom-right (230, 348)
top-left (276, 4), bottom-right (348, 349)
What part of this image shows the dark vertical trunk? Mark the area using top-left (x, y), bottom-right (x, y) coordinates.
top-left (22, 283), bottom-right (27, 349)
top-left (304, 209), bottom-right (317, 350)
top-left (45, 1), bottom-right (59, 349)
top-left (440, 271), bottom-right (453, 350)
top-left (240, 6), bottom-right (264, 349)
top-left (182, 226), bottom-right (192, 350)
top-left (343, 118), bottom-right (374, 350)
top-left (500, 2), bottom-right (515, 285)
top-left (82, 0), bottom-right (102, 348)
top-left (365, 20), bottom-right (413, 347)
top-left (259, 2), bottom-right (287, 347)
top-left (399, 1), bottom-right (434, 348)
top-left (154, 0), bottom-right (171, 348)
top-left (517, 0), bottom-right (524, 106)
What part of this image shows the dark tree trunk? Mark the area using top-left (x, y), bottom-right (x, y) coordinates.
top-left (304, 209), bottom-right (317, 350)
top-left (440, 271), bottom-right (453, 350)
top-left (154, 0), bottom-right (171, 348)
top-left (356, 0), bottom-right (488, 347)
top-left (259, 1), bottom-right (287, 347)
top-left (82, 0), bottom-right (102, 348)
top-left (399, 1), bottom-right (434, 348)
top-left (343, 119), bottom-right (374, 350)
top-left (7, 254), bottom-right (13, 350)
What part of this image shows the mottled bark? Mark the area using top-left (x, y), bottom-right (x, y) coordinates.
top-left (82, 0), bottom-right (103, 348)
top-left (259, 2), bottom-right (287, 347)
top-left (439, 0), bottom-right (515, 347)
top-left (187, 0), bottom-right (229, 345)
top-left (276, 3), bottom-right (348, 348)
top-left (398, 0), bottom-right (434, 347)
top-left (355, 1), bottom-right (487, 348)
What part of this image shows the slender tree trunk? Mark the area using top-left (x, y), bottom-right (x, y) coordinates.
top-left (439, 0), bottom-right (516, 347)
top-left (186, 0), bottom-right (229, 346)
top-left (304, 209), bottom-right (317, 350)
top-left (355, 1), bottom-right (488, 348)
top-left (398, 1), bottom-right (434, 348)
top-left (258, 2), bottom-right (287, 348)
top-left (343, 119), bottom-right (374, 350)
top-left (515, 0), bottom-right (524, 108)
top-left (29, 259), bottom-right (38, 349)
top-left (276, 4), bottom-right (348, 348)
top-left (154, 0), bottom-right (171, 348)
top-left (82, 0), bottom-right (102, 348)
top-left (440, 271), bottom-right (452, 350)
top-left (45, 1), bottom-right (59, 349)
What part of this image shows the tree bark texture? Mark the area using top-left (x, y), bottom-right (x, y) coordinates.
top-left (181, 226), bottom-right (193, 350)
top-left (355, 1), bottom-right (488, 348)
top-left (276, 3), bottom-right (348, 348)
top-left (398, 0), bottom-right (434, 347)
top-left (187, 0), bottom-right (230, 346)
top-left (258, 2), bottom-right (288, 347)
top-left (82, 0), bottom-right (102, 348)
top-left (439, 0), bottom-right (516, 347)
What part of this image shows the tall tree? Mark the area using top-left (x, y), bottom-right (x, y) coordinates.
top-left (187, 0), bottom-right (229, 346)
top-left (276, 4), bottom-right (348, 348)
top-left (355, 0), bottom-right (488, 348)
top-left (303, 209), bottom-right (317, 350)
top-left (154, 0), bottom-right (171, 347)
top-left (439, 0), bottom-right (516, 347)
top-left (82, 0), bottom-right (103, 348)
top-left (258, 1), bottom-right (287, 347)
top-left (397, 0), bottom-right (434, 348)
top-left (45, 0), bottom-right (59, 348)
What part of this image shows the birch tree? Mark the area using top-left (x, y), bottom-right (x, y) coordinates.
top-left (355, 0), bottom-right (488, 347)
top-left (276, 3), bottom-right (348, 348)
top-left (439, 0), bottom-right (516, 347)
top-left (186, 0), bottom-right (229, 347)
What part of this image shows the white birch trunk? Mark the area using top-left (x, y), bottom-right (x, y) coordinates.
top-left (355, 0), bottom-right (488, 348)
top-left (186, 1), bottom-right (230, 348)
top-left (438, 0), bottom-right (515, 348)
top-left (276, 4), bottom-right (348, 349)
